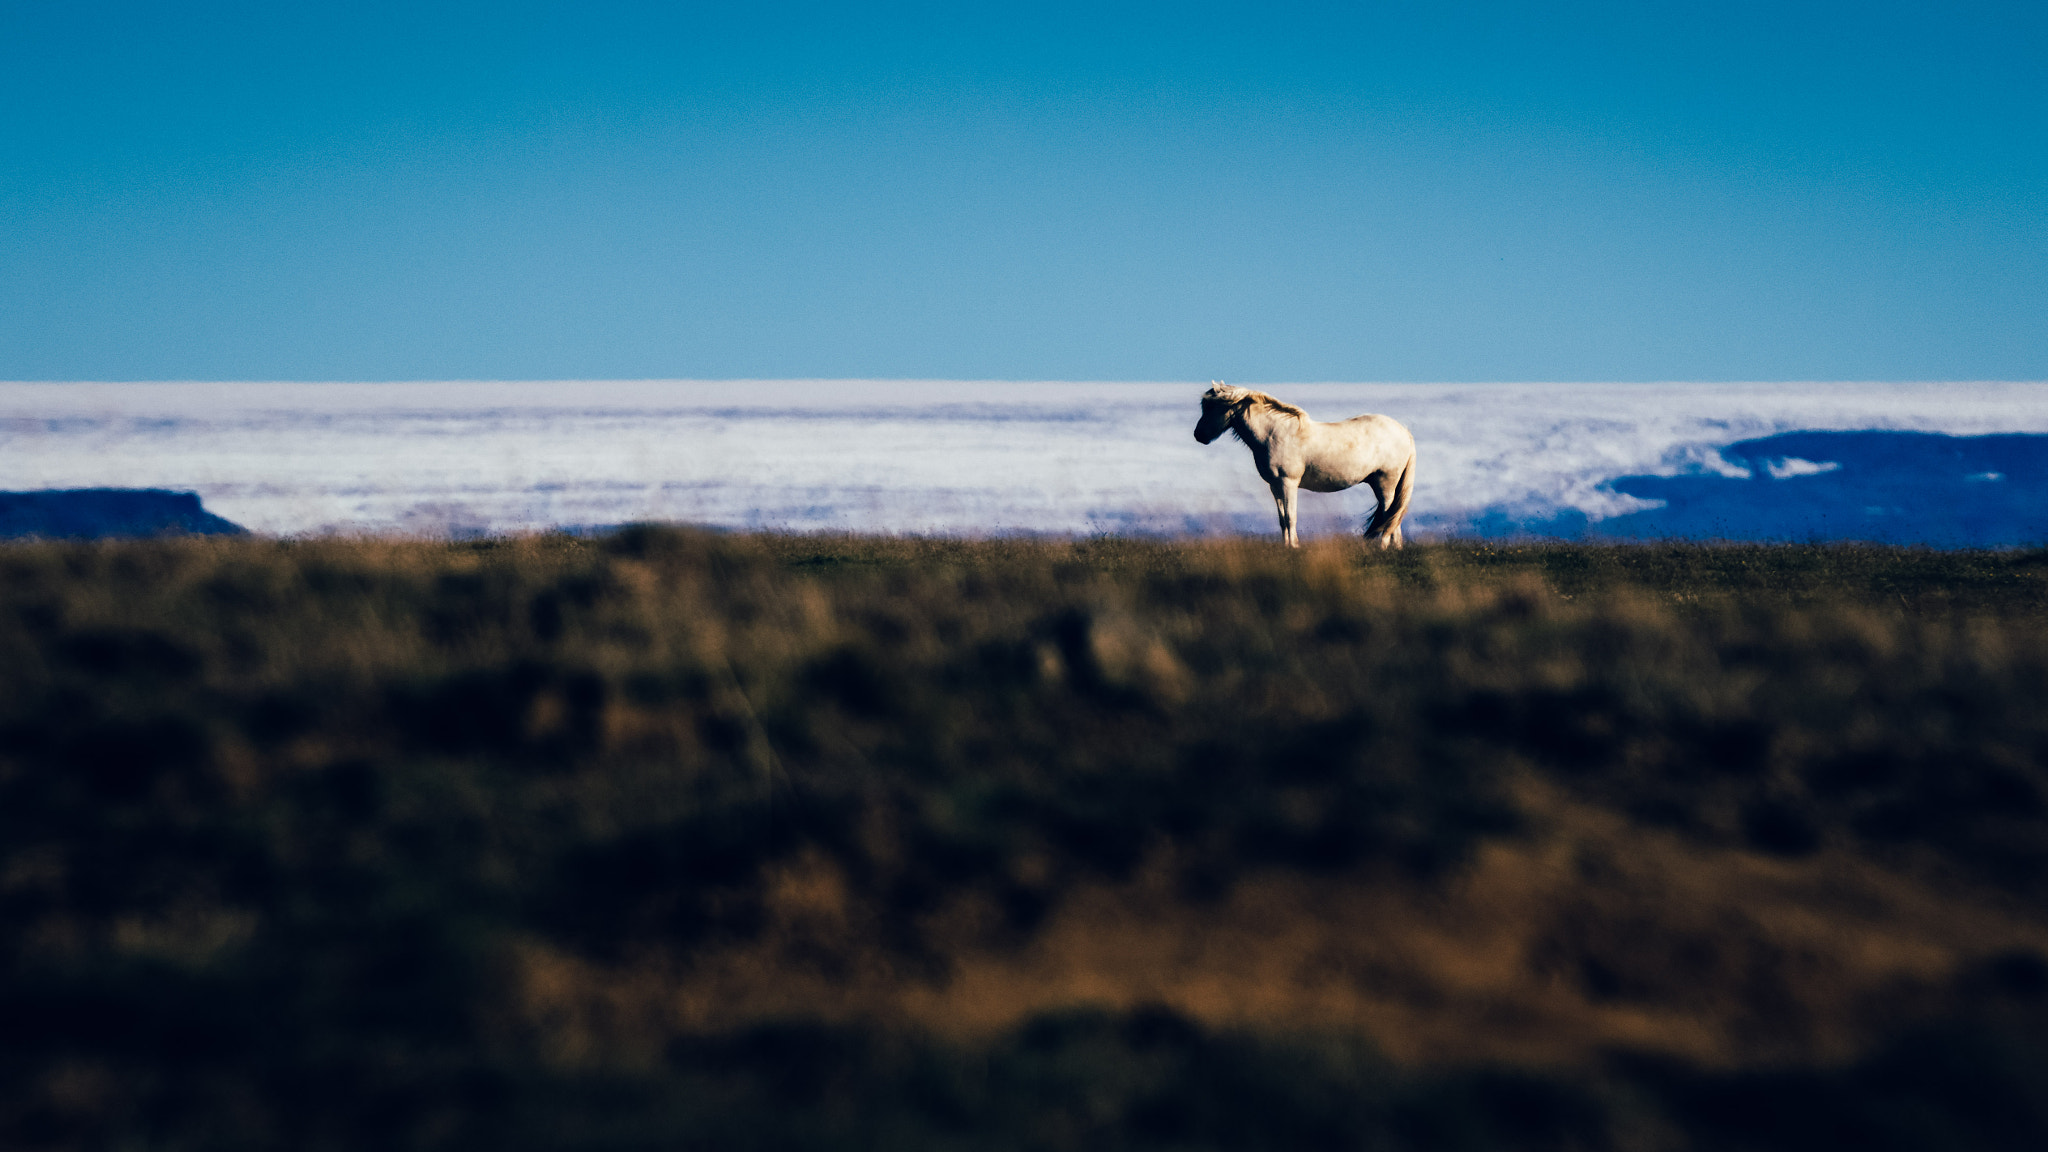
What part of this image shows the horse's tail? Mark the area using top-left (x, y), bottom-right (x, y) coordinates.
top-left (1366, 450), bottom-right (1416, 547)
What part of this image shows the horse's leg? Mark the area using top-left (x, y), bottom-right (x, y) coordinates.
top-left (1363, 474), bottom-right (1395, 548)
top-left (1270, 476), bottom-right (1301, 547)
top-left (1381, 454), bottom-right (1415, 550)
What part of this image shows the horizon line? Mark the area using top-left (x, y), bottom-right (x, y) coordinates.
top-left (4, 378), bottom-right (2046, 388)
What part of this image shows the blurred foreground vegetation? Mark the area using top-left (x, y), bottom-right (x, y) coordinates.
top-left (4, 529), bottom-right (2048, 1150)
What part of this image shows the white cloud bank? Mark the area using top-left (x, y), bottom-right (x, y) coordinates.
top-left (0, 380), bottom-right (2043, 538)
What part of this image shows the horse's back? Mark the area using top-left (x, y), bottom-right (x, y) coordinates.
top-left (1295, 412), bottom-right (1411, 490)
top-left (1332, 411), bottom-right (1411, 440)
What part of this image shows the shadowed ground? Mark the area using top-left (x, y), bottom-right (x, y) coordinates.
top-left (3, 530), bottom-right (2046, 1149)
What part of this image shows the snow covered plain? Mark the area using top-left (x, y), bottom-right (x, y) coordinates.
top-left (1, 380), bottom-right (2044, 542)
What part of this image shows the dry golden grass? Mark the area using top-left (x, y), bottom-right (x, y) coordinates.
top-left (5, 528), bottom-right (2048, 1149)
top-left (505, 776), bottom-right (2048, 1073)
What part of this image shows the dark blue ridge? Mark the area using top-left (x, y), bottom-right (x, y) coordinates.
top-left (1473, 431), bottom-right (2048, 548)
top-left (0, 489), bottom-right (247, 539)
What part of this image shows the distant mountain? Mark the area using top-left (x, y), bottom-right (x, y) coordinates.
top-left (0, 489), bottom-right (247, 539)
top-left (1470, 431), bottom-right (2048, 548)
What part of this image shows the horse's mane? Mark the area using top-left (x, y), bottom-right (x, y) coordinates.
top-left (1243, 390), bottom-right (1309, 420)
top-left (1204, 385), bottom-right (1302, 422)
top-left (1206, 384), bottom-right (1310, 437)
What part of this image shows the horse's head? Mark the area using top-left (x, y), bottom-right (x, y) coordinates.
top-left (1194, 381), bottom-right (1247, 444)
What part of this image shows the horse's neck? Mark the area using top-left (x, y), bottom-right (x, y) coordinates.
top-left (1235, 402), bottom-right (1297, 446)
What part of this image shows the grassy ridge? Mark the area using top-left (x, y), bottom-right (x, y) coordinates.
top-left (4, 530), bottom-right (2048, 1149)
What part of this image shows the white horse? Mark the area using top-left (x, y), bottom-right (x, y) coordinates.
top-left (1194, 382), bottom-right (1416, 548)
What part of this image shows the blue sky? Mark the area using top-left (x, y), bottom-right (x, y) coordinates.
top-left (3, 1), bottom-right (2044, 382)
